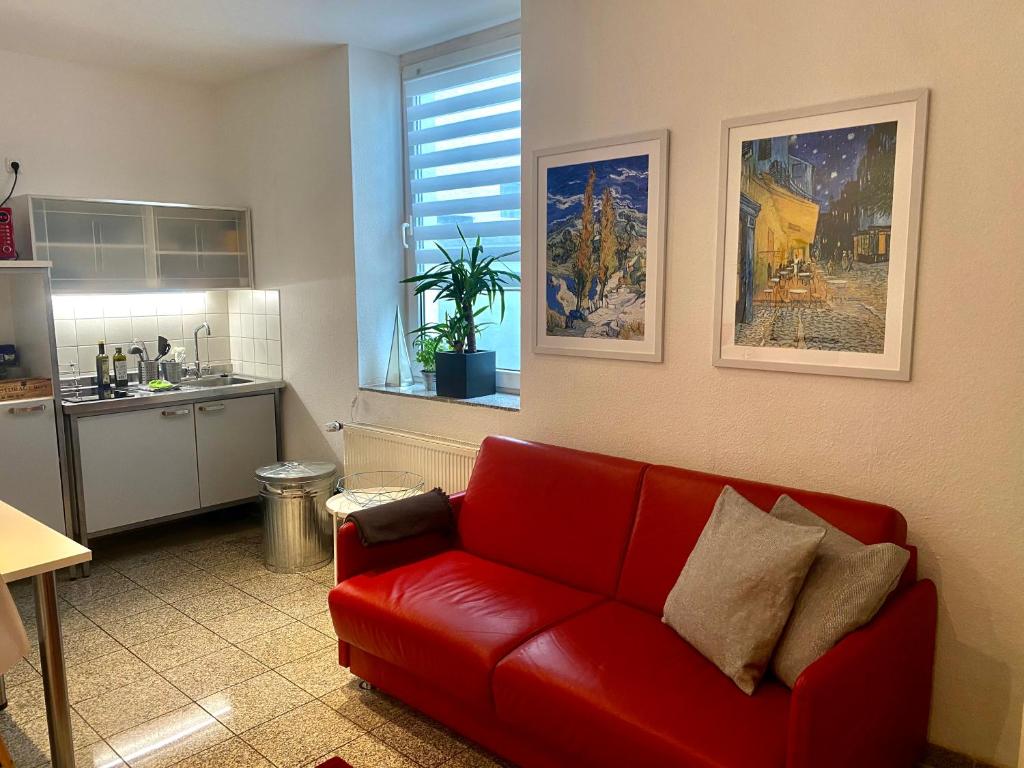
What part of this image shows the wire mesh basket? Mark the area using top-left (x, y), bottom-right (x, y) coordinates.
top-left (336, 470), bottom-right (425, 510)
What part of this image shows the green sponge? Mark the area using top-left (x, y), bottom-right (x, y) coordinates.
top-left (147, 379), bottom-right (175, 391)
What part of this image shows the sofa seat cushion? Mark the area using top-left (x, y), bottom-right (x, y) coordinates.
top-left (328, 549), bottom-right (602, 709)
top-left (493, 601), bottom-right (791, 768)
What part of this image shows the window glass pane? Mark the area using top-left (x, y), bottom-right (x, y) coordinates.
top-left (420, 285), bottom-right (521, 371)
top-left (405, 48), bottom-right (522, 374)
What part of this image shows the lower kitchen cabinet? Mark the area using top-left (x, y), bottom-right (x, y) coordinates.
top-left (195, 394), bottom-right (277, 508)
top-left (77, 403), bottom-right (201, 533)
top-left (0, 397), bottom-right (66, 533)
top-left (73, 392), bottom-right (279, 535)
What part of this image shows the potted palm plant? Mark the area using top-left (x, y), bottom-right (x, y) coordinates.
top-left (404, 229), bottom-right (519, 398)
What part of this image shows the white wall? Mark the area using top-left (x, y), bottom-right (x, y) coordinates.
top-left (355, 1), bottom-right (1024, 764)
top-left (348, 47), bottom-right (406, 386)
top-left (216, 48), bottom-right (357, 463)
top-left (0, 49), bottom-right (229, 204)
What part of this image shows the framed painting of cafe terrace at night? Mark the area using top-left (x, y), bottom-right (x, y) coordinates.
top-left (713, 90), bottom-right (928, 380)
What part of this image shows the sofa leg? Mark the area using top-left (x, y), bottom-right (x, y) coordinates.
top-left (358, 679), bottom-right (374, 692)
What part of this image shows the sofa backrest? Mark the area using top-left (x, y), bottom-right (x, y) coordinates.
top-left (615, 464), bottom-right (909, 615)
top-left (460, 436), bottom-right (647, 595)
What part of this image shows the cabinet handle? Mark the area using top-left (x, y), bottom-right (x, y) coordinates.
top-left (8, 403), bottom-right (46, 415)
top-left (198, 403), bottom-right (225, 413)
top-left (161, 408), bottom-right (191, 417)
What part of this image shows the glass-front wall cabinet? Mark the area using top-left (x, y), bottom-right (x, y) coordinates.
top-left (154, 206), bottom-right (251, 288)
top-left (12, 197), bottom-right (252, 292)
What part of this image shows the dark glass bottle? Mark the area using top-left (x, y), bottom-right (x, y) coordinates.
top-left (113, 346), bottom-right (128, 389)
top-left (95, 341), bottom-right (111, 394)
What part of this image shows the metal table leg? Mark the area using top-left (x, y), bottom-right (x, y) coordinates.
top-left (33, 571), bottom-right (74, 768)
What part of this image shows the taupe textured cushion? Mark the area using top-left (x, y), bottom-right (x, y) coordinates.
top-left (770, 495), bottom-right (910, 687)
top-left (662, 486), bottom-right (824, 694)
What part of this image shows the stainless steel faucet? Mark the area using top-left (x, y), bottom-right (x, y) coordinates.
top-left (192, 322), bottom-right (211, 378)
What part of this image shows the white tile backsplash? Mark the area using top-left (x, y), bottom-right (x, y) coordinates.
top-left (229, 289), bottom-right (254, 314)
top-left (77, 345), bottom-right (97, 368)
top-left (157, 315), bottom-right (183, 340)
top-left (181, 314), bottom-right (206, 336)
top-left (131, 316), bottom-right (159, 342)
top-left (180, 293), bottom-right (206, 314)
top-left (57, 345), bottom-right (78, 368)
top-left (103, 296), bottom-right (133, 318)
top-left (205, 291), bottom-right (228, 314)
top-left (73, 296), bottom-right (105, 319)
top-left (52, 296), bottom-right (75, 320)
top-left (129, 294), bottom-right (159, 317)
top-left (54, 319), bottom-right (77, 348)
top-left (208, 336), bottom-right (230, 361)
top-left (206, 314), bottom-right (229, 337)
top-left (156, 294), bottom-right (182, 315)
top-left (75, 318), bottom-right (105, 346)
top-left (54, 289), bottom-right (282, 381)
top-left (104, 317), bottom-right (133, 344)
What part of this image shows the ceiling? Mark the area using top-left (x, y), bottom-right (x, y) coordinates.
top-left (0, 0), bottom-right (521, 85)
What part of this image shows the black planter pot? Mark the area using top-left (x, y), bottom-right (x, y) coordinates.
top-left (435, 350), bottom-right (496, 399)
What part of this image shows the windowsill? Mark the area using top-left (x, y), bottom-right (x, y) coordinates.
top-left (360, 383), bottom-right (520, 412)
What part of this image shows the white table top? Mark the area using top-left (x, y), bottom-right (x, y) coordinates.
top-left (0, 500), bottom-right (91, 582)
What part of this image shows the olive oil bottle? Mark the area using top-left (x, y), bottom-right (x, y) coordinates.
top-left (113, 346), bottom-right (128, 389)
top-left (95, 341), bottom-right (111, 395)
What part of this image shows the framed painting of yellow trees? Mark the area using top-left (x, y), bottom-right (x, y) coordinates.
top-left (533, 131), bottom-right (669, 361)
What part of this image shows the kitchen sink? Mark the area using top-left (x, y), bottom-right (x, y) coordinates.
top-left (180, 376), bottom-right (254, 389)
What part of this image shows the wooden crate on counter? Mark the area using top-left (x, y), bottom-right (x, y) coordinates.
top-left (0, 377), bottom-right (53, 402)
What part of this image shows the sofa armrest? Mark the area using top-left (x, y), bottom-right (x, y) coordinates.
top-left (334, 492), bottom-right (463, 583)
top-left (786, 579), bottom-right (937, 768)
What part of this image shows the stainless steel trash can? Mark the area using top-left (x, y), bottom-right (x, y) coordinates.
top-left (256, 461), bottom-right (338, 573)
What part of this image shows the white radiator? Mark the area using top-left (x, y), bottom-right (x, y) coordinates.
top-left (342, 423), bottom-right (480, 493)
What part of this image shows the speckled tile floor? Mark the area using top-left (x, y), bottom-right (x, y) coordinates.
top-left (1, 507), bottom-right (508, 768)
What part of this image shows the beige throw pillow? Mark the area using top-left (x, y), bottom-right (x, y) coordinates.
top-left (662, 486), bottom-right (824, 694)
top-left (770, 495), bottom-right (910, 687)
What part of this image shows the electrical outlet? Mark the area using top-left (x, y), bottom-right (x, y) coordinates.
top-left (4, 158), bottom-right (20, 174)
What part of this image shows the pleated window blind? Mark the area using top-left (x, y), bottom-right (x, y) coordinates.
top-left (403, 40), bottom-right (522, 372)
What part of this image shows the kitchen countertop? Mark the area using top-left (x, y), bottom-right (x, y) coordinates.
top-left (61, 376), bottom-right (286, 416)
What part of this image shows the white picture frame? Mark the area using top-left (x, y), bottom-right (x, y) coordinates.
top-left (533, 130), bottom-right (669, 362)
top-left (713, 90), bottom-right (929, 380)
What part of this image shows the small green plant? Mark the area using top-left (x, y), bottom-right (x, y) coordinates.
top-left (413, 334), bottom-right (447, 372)
top-left (401, 228), bottom-right (519, 354)
top-left (411, 312), bottom-right (491, 356)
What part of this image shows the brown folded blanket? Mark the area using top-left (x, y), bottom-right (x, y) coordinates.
top-left (346, 487), bottom-right (454, 546)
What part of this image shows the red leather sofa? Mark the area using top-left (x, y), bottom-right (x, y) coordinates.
top-left (328, 436), bottom-right (937, 768)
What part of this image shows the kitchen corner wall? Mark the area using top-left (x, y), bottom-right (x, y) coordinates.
top-left (217, 47), bottom-right (358, 462)
top-left (52, 288), bottom-right (281, 380)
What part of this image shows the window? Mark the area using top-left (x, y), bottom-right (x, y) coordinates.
top-left (402, 37), bottom-right (522, 383)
